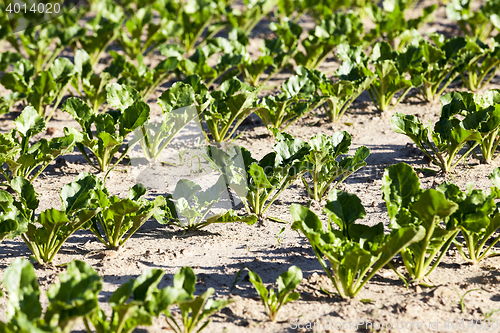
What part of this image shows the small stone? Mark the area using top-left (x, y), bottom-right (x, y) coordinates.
top-left (46, 127), bottom-right (57, 135)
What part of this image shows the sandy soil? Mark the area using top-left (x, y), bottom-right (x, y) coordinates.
top-left (1, 1), bottom-right (500, 332)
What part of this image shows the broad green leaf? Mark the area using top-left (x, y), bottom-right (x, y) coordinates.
top-left (324, 190), bottom-right (366, 236)
top-left (11, 177), bottom-right (39, 210)
top-left (382, 163), bottom-right (421, 222)
top-left (14, 106), bottom-right (45, 138)
top-left (106, 83), bottom-right (141, 111)
top-left (174, 267), bottom-right (196, 298)
top-left (3, 258), bottom-right (41, 320)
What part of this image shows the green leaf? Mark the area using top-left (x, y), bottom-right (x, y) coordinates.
top-left (106, 83), bottom-right (142, 111)
top-left (157, 82), bottom-right (196, 113)
top-left (14, 106), bottom-right (46, 138)
top-left (324, 190), bottom-right (366, 237)
top-left (247, 269), bottom-right (269, 303)
top-left (411, 189), bottom-right (458, 231)
top-left (11, 177), bottom-right (39, 210)
top-left (62, 98), bottom-right (94, 129)
top-left (127, 184), bottom-right (147, 201)
top-left (45, 261), bottom-right (102, 330)
top-left (174, 267), bottom-right (196, 298)
top-left (290, 204), bottom-right (322, 231)
top-left (119, 100), bottom-right (150, 136)
top-left (3, 258), bottom-right (41, 320)
top-left (61, 173), bottom-right (99, 213)
top-left (277, 266), bottom-right (302, 297)
top-left (172, 179), bottom-right (202, 200)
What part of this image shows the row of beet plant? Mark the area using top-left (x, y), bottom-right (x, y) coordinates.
top-left (1, 258), bottom-right (304, 331)
top-left (2, 32), bottom-right (498, 125)
top-left (292, 162), bottom-right (500, 298)
top-left (2, 0), bottom-right (500, 122)
top-left (0, 125), bottom-right (367, 263)
top-left (0, 259), bottom-right (231, 333)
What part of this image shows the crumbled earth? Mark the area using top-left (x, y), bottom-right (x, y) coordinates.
top-left (1, 1), bottom-right (500, 332)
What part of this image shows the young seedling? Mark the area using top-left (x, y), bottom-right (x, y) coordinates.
top-left (382, 163), bottom-right (460, 282)
top-left (163, 267), bottom-right (233, 333)
top-left (63, 84), bottom-right (150, 176)
top-left (457, 289), bottom-right (485, 313)
top-left (0, 106), bottom-right (75, 184)
top-left (1, 259), bottom-right (102, 333)
top-left (292, 189), bottom-right (424, 297)
top-left (391, 92), bottom-right (484, 173)
top-left (301, 132), bottom-right (369, 201)
top-left (248, 266), bottom-right (302, 322)
top-left (275, 227), bottom-right (286, 246)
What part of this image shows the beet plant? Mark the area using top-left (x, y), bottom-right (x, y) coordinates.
top-left (255, 75), bottom-right (327, 133)
top-left (446, 0), bottom-right (500, 42)
top-left (117, 5), bottom-right (180, 59)
top-left (382, 163), bottom-right (459, 282)
top-left (248, 266), bottom-right (302, 322)
top-left (84, 268), bottom-right (170, 333)
top-left (294, 66), bottom-right (373, 122)
top-left (201, 78), bottom-right (262, 142)
top-left (447, 90), bottom-right (500, 163)
top-left (106, 50), bottom-right (178, 100)
top-left (301, 132), bottom-right (369, 201)
top-left (452, 36), bottom-right (500, 92)
top-left (239, 20), bottom-right (302, 86)
top-left (367, 41), bottom-right (415, 111)
top-left (207, 133), bottom-right (310, 219)
top-left (157, 178), bottom-right (256, 230)
top-left (63, 84), bottom-right (150, 175)
top-left (226, 0), bottom-right (277, 34)
top-left (164, 74), bottom-right (263, 143)
top-left (1, 56), bottom-right (77, 120)
top-left (71, 49), bottom-right (113, 112)
top-left (135, 81), bottom-right (199, 161)
top-left (294, 12), bottom-right (364, 69)
top-left (175, 35), bottom-right (248, 87)
top-left (18, 174), bottom-right (100, 264)
top-left (1, 259), bottom-right (225, 333)
top-left (391, 92), bottom-right (484, 172)
top-left (88, 182), bottom-right (165, 249)
top-left (1, 259), bottom-right (102, 333)
top-left (154, 0), bottom-right (225, 54)
top-left (410, 37), bottom-right (460, 102)
top-left (10, 21), bottom-right (85, 74)
top-left (80, 0), bottom-right (125, 67)
top-left (436, 179), bottom-right (500, 264)
top-left (0, 106), bottom-right (75, 183)
top-left (292, 190), bottom-right (424, 298)
top-left (162, 267), bottom-right (232, 333)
